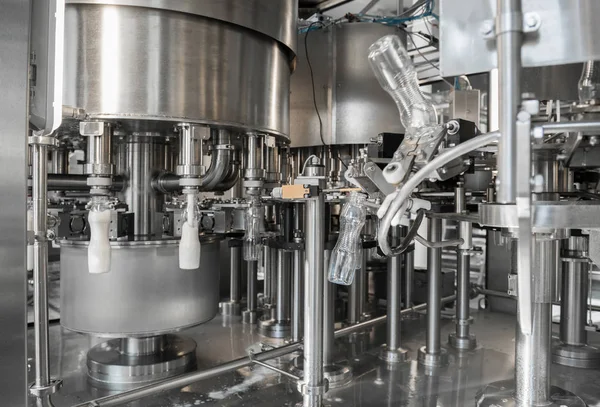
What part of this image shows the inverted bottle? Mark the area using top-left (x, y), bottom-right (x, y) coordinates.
top-left (328, 192), bottom-right (367, 285)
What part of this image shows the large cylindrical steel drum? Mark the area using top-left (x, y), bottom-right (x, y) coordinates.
top-left (63, 0), bottom-right (297, 139)
top-left (60, 238), bottom-right (220, 336)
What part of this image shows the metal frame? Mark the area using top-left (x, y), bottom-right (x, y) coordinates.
top-left (0, 0), bottom-right (31, 404)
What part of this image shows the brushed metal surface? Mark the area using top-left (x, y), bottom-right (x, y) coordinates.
top-left (440, 0), bottom-right (600, 76)
top-left (66, 0), bottom-right (298, 54)
top-left (290, 23), bottom-right (404, 147)
top-left (60, 240), bottom-right (220, 336)
top-left (63, 3), bottom-right (293, 137)
top-left (0, 0), bottom-right (30, 404)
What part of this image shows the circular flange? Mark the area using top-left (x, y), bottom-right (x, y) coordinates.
top-left (87, 334), bottom-right (196, 390)
top-left (417, 346), bottom-right (449, 368)
top-left (290, 358), bottom-right (353, 389)
top-left (379, 345), bottom-right (409, 364)
top-left (242, 310), bottom-right (258, 324)
top-left (476, 379), bottom-right (586, 407)
top-left (552, 339), bottom-right (600, 369)
top-left (448, 333), bottom-right (477, 351)
top-left (257, 317), bottom-right (291, 339)
top-left (29, 379), bottom-right (63, 397)
top-left (219, 301), bottom-right (241, 317)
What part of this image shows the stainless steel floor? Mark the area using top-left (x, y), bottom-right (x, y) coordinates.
top-left (28, 310), bottom-right (600, 406)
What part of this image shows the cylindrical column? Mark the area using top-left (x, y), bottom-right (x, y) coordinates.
top-left (292, 247), bottom-right (304, 341)
top-left (553, 235), bottom-right (600, 368)
top-left (50, 148), bottom-right (68, 174)
top-left (515, 239), bottom-right (554, 405)
top-left (263, 246), bottom-right (274, 305)
top-left (449, 183), bottom-right (477, 350)
top-left (405, 247), bottom-right (414, 309)
top-left (302, 196), bottom-right (326, 407)
top-left (242, 260), bottom-right (258, 324)
top-left (32, 143), bottom-right (50, 389)
top-left (380, 226), bottom-right (408, 363)
top-left (120, 336), bottom-right (165, 356)
top-left (418, 217), bottom-right (448, 367)
top-left (495, 0), bottom-right (522, 203)
top-left (275, 249), bottom-right (291, 323)
top-left (323, 249), bottom-right (335, 365)
top-left (220, 242), bottom-right (242, 316)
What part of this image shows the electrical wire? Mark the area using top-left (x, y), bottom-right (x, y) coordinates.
top-left (404, 30), bottom-right (453, 88)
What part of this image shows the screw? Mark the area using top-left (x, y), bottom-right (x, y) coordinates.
top-left (525, 13), bottom-right (539, 29)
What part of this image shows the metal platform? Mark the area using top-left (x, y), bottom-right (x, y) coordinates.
top-left (27, 311), bottom-right (600, 406)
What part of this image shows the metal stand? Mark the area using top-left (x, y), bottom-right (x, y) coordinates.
top-left (418, 217), bottom-right (448, 367)
top-left (553, 235), bottom-right (600, 368)
top-left (449, 183), bottom-right (477, 350)
top-left (220, 240), bottom-right (242, 316)
top-left (380, 226), bottom-right (409, 364)
top-left (87, 335), bottom-right (196, 390)
top-left (258, 248), bottom-right (292, 338)
top-left (242, 260), bottom-right (258, 324)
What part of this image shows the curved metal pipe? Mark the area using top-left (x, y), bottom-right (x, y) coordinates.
top-left (212, 159), bottom-right (240, 192)
top-left (199, 129), bottom-right (232, 191)
top-left (38, 174), bottom-right (124, 192)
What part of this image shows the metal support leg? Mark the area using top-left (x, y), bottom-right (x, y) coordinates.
top-left (405, 248), bottom-right (414, 309)
top-left (348, 249), bottom-right (367, 325)
top-left (449, 183), bottom-right (477, 350)
top-left (220, 242), bottom-right (242, 316)
top-left (299, 197), bottom-right (326, 407)
top-left (242, 260), bottom-right (258, 324)
top-left (29, 141), bottom-right (62, 396)
top-left (553, 235), bottom-right (600, 368)
top-left (380, 226), bottom-right (408, 363)
top-left (292, 248), bottom-right (304, 342)
top-left (259, 249), bottom-right (292, 338)
top-left (418, 217), bottom-right (448, 367)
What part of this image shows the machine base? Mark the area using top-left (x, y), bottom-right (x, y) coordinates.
top-left (417, 346), bottom-right (449, 367)
top-left (290, 358), bottom-right (353, 388)
top-left (476, 380), bottom-right (587, 407)
top-left (378, 344), bottom-right (409, 364)
top-left (219, 301), bottom-right (242, 317)
top-left (257, 316), bottom-right (291, 339)
top-left (87, 334), bottom-right (196, 390)
top-left (448, 332), bottom-right (477, 350)
top-left (552, 339), bottom-right (600, 368)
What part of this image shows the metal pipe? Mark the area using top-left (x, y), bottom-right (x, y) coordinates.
top-left (539, 120), bottom-right (600, 134)
top-left (348, 249), bottom-right (367, 324)
top-left (202, 129), bottom-right (232, 189)
top-left (292, 248), bottom-right (304, 342)
top-left (515, 239), bottom-right (554, 405)
top-left (50, 148), bottom-right (68, 174)
top-left (456, 251), bottom-right (470, 339)
top-left (32, 142), bottom-right (50, 389)
top-left (34, 174), bottom-right (124, 191)
top-left (323, 249), bottom-right (335, 364)
top-left (426, 217), bottom-right (442, 355)
top-left (264, 246), bottom-right (274, 305)
top-left (303, 196), bottom-right (326, 407)
top-left (495, 0), bottom-right (522, 203)
top-left (405, 245), bottom-right (414, 308)
top-left (560, 260), bottom-right (588, 346)
top-left (488, 68), bottom-right (500, 132)
top-left (276, 249), bottom-right (291, 323)
top-left (387, 226), bottom-right (402, 350)
top-left (230, 246), bottom-right (242, 303)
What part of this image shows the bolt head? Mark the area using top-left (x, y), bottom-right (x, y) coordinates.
top-left (480, 21), bottom-right (494, 36)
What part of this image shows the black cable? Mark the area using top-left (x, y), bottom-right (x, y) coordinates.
top-left (304, 21), bottom-right (348, 170)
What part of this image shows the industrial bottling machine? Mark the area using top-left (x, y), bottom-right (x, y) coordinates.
top-left (2, 0), bottom-right (600, 406)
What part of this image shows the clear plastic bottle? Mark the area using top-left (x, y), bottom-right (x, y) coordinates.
top-left (579, 61), bottom-right (600, 103)
top-left (328, 192), bottom-right (367, 285)
top-left (87, 195), bottom-right (112, 274)
top-left (368, 35), bottom-right (437, 133)
top-left (243, 197), bottom-right (265, 261)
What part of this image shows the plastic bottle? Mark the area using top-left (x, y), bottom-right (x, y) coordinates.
top-left (328, 192), bottom-right (367, 285)
top-left (579, 61), bottom-right (600, 103)
top-left (368, 34), bottom-right (437, 132)
top-left (243, 197), bottom-right (265, 261)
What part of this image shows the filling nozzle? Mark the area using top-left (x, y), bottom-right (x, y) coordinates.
top-left (86, 195), bottom-right (112, 274)
top-left (179, 189), bottom-right (201, 269)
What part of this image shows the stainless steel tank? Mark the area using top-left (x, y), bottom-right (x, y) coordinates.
top-left (60, 238), bottom-right (220, 336)
top-left (290, 23), bottom-right (404, 147)
top-left (63, 0), bottom-right (297, 138)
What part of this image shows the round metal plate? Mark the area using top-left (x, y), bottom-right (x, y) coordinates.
top-left (379, 345), bottom-right (409, 364)
top-left (448, 333), bottom-right (478, 351)
top-left (417, 346), bottom-right (449, 368)
top-left (257, 317), bottom-right (291, 339)
top-left (87, 334), bottom-right (196, 390)
top-left (552, 340), bottom-right (600, 369)
top-left (477, 380), bottom-right (587, 407)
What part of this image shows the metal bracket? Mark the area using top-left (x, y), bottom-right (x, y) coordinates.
top-left (297, 379), bottom-right (329, 396)
top-left (480, 12), bottom-right (540, 39)
top-left (558, 132), bottom-right (583, 167)
top-left (248, 351), bottom-right (301, 381)
top-left (507, 274), bottom-right (518, 298)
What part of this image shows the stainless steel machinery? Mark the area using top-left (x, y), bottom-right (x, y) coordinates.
top-left (4, 1), bottom-right (600, 407)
